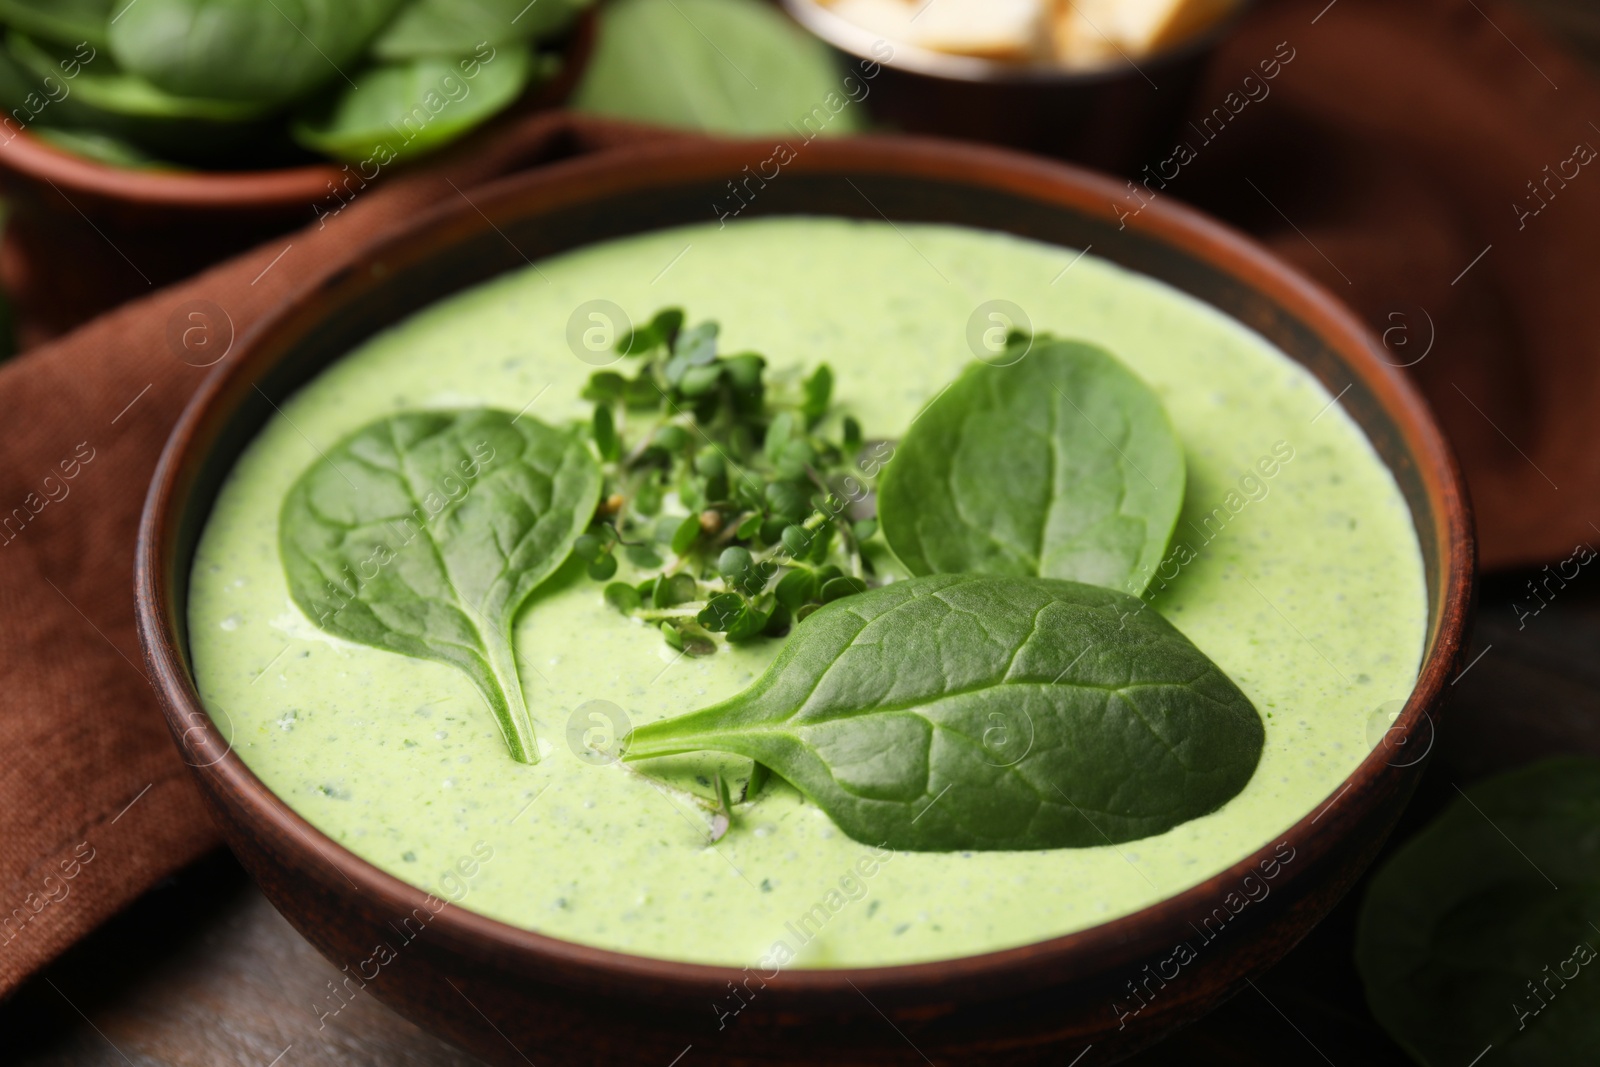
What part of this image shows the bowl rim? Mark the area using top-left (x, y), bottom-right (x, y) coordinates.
top-left (779, 0), bottom-right (1254, 85)
top-left (0, 123), bottom-right (343, 209)
top-left (136, 132), bottom-right (1474, 998)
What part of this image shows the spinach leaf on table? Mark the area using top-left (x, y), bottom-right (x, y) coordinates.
top-left (370, 0), bottom-right (590, 60)
top-left (0, 0), bottom-right (113, 48)
top-left (624, 574), bottom-right (1263, 850)
top-left (108, 0), bottom-right (407, 105)
top-left (280, 408), bottom-right (602, 764)
top-left (1356, 758), bottom-right (1600, 1067)
top-left (571, 0), bottom-right (862, 136)
top-left (293, 46), bottom-right (536, 163)
top-left (878, 339), bottom-right (1186, 596)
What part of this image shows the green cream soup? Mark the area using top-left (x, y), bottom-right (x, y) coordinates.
top-left (189, 217), bottom-right (1426, 968)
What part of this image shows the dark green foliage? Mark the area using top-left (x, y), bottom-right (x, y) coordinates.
top-left (626, 575), bottom-right (1264, 851)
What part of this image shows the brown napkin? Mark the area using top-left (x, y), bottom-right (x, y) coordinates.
top-left (0, 112), bottom-right (672, 997)
top-left (1182, 0), bottom-right (1600, 569)
top-left (1, 0), bottom-right (1596, 997)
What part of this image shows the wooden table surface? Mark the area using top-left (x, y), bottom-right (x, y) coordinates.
top-left (4, 568), bottom-right (1595, 1066)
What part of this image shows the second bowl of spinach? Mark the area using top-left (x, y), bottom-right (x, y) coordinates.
top-left (0, 0), bottom-right (592, 170)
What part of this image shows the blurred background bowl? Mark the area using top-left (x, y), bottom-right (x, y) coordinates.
top-left (781, 0), bottom-right (1251, 170)
top-left (0, 9), bottom-right (595, 349)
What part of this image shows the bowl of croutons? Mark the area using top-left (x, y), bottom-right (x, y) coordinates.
top-left (782, 0), bottom-right (1249, 170)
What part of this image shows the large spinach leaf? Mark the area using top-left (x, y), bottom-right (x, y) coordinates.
top-left (879, 340), bottom-right (1186, 595)
top-left (370, 0), bottom-right (590, 60)
top-left (108, 0), bottom-right (406, 105)
top-left (1356, 758), bottom-right (1600, 1066)
top-left (624, 574), bottom-right (1262, 850)
top-left (571, 0), bottom-right (862, 136)
top-left (292, 46), bottom-right (534, 163)
top-left (280, 408), bottom-right (602, 764)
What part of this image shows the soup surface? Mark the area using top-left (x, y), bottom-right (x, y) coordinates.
top-left (189, 217), bottom-right (1427, 967)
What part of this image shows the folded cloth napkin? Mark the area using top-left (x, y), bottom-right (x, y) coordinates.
top-left (2, 0), bottom-right (1596, 998)
top-left (1183, 0), bottom-right (1600, 569)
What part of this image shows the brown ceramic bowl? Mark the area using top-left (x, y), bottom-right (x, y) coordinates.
top-left (0, 13), bottom-right (593, 346)
top-left (135, 135), bottom-right (1473, 1066)
top-left (780, 0), bottom-right (1252, 170)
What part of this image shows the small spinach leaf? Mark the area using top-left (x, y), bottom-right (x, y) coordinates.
top-left (280, 408), bottom-right (602, 764)
top-left (878, 340), bottom-right (1185, 595)
top-left (624, 574), bottom-right (1262, 850)
top-left (292, 45), bottom-right (535, 163)
top-left (370, 0), bottom-right (590, 60)
top-left (108, 0), bottom-right (407, 105)
top-left (1356, 758), bottom-right (1600, 1066)
top-left (571, 0), bottom-right (861, 136)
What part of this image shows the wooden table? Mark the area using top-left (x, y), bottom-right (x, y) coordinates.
top-left (4, 569), bottom-right (1594, 1066)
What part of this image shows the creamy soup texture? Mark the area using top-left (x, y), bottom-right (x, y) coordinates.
top-left (188, 217), bottom-right (1427, 968)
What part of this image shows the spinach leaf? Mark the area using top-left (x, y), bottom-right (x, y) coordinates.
top-left (2, 33), bottom-right (282, 165)
top-left (624, 574), bottom-right (1263, 850)
top-left (292, 45), bottom-right (535, 163)
top-left (0, 0), bottom-right (113, 48)
top-left (280, 408), bottom-right (602, 764)
top-left (370, 0), bottom-right (590, 60)
top-left (8, 33), bottom-right (266, 122)
top-left (31, 126), bottom-right (168, 168)
top-left (1356, 758), bottom-right (1600, 1066)
top-left (571, 0), bottom-right (862, 137)
top-left (879, 340), bottom-right (1186, 595)
top-left (108, 0), bottom-right (407, 105)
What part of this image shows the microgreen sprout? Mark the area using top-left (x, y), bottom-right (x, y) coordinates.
top-left (579, 307), bottom-right (883, 655)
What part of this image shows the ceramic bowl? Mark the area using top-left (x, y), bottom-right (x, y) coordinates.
top-left (136, 134), bottom-right (1473, 1066)
top-left (0, 13), bottom-right (593, 345)
top-left (779, 0), bottom-right (1252, 170)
